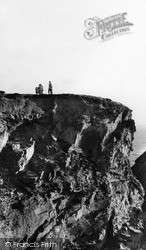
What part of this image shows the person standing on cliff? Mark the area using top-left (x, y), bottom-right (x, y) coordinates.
top-left (39, 84), bottom-right (43, 95)
top-left (48, 81), bottom-right (53, 94)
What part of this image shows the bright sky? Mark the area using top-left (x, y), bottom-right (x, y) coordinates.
top-left (0, 0), bottom-right (146, 125)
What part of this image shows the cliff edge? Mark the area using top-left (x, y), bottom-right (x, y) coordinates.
top-left (0, 94), bottom-right (144, 250)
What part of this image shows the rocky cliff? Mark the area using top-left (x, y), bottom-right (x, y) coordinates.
top-left (132, 151), bottom-right (146, 249)
top-left (0, 94), bottom-right (144, 250)
top-left (133, 151), bottom-right (146, 211)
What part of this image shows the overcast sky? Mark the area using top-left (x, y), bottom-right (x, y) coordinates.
top-left (0, 0), bottom-right (146, 125)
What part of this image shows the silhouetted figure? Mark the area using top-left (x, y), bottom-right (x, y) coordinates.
top-left (48, 81), bottom-right (53, 94)
top-left (35, 84), bottom-right (43, 95)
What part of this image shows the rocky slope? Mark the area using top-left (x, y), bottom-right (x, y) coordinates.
top-left (0, 94), bottom-right (144, 250)
top-left (133, 151), bottom-right (146, 210)
top-left (132, 151), bottom-right (146, 249)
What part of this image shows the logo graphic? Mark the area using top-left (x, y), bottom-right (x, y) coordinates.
top-left (84, 13), bottom-right (133, 41)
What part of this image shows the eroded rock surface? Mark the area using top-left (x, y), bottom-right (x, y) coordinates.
top-left (0, 94), bottom-right (144, 250)
top-left (132, 151), bottom-right (146, 249)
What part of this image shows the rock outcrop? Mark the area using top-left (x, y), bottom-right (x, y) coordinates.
top-left (132, 151), bottom-right (146, 249)
top-left (0, 94), bottom-right (144, 250)
top-left (133, 151), bottom-right (146, 210)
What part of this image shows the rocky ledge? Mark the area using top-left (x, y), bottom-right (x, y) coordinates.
top-left (0, 94), bottom-right (144, 250)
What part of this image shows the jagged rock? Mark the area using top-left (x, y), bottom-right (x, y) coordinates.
top-left (133, 151), bottom-right (146, 211)
top-left (132, 151), bottom-right (146, 249)
top-left (0, 94), bottom-right (144, 250)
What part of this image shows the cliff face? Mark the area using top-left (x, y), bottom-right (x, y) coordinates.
top-left (133, 151), bottom-right (146, 211)
top-left (0, 94), bottom-right (144, 250)
top-left (132, 151), bottom-right (146, 249)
